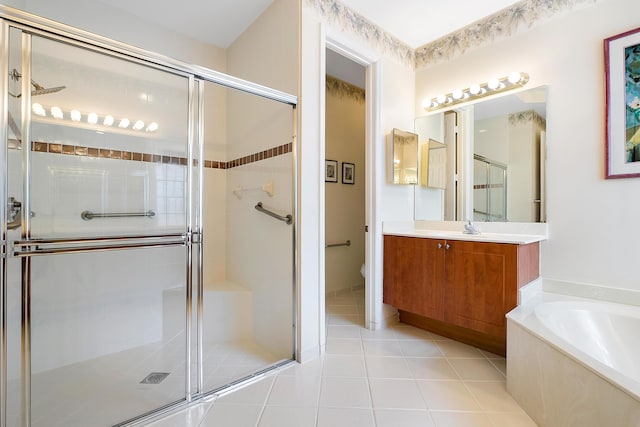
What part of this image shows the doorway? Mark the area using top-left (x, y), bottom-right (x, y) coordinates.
top-left (324, 49), bottom-right (366, 329)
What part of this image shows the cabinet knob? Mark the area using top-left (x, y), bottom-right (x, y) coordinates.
top-left (445, 243), bottom-right (451, 250)
top-left (437, 243), bottom-right (443, 249)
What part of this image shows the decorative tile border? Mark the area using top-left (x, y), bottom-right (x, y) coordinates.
top-left (326, 75), bottom-right (365, 103)
top-left (414, 0), bottom-right (600, 68)
top-left (225, 143), bottom-right (293, 168)
top-left (20, 139), bottom-right (292, 169)
top-left (474, 183), bottom-right (505, 189)
top-left (304, 0), bottom-right (415, 68)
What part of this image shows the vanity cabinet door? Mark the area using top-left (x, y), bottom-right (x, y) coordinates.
top-left (442, 241), bottom-right (518, 337)
top-left (383, 235), bottom-right (445, 319)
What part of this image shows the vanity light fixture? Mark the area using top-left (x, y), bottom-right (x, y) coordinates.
top-left (70, 109), bottom-right (82, 122)
top-left (424, 72), bottom-right (529, 112)
top-left (32, 102), bottom-right (46, 117)
top-left (51, 106), bottom-right (63, 119)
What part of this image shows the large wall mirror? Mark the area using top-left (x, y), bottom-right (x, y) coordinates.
top-left (414, 86), bottom-right (547, 223)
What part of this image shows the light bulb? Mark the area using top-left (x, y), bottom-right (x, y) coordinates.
top-left (146, 122), bottom-right (159, 132)
top-left (32, 103), bottom-right (46, 117)
top-left (469, 84), bottom-right (481, 95)
top-left (70, 109), bottom-right (81, 122)
top-left (118, 118), bottom-right (130, 128)
top-left (487, 78), bottom-right (500, 90)
top-left (103, 115), bottom-right (114, 126)
top-left (87, 112), bottom-right (98, 125)
top-left (508, 72), bottom-right (522, 84)
top-left (452, 89), bottom-right (463, 100)
top-left (436, 94), bottom-right (447, 104)
top-left (51, 106), bottom-right (63, 119)
top-left (132, 120), bottom-right (145, 130)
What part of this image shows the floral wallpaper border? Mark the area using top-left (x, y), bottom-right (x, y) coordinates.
top-left (509, 110), bottom-right (546, 128)
top-left (326, 75), bottom-right (365, 103)
top-left (415, 0), bottom-right (599, 68)
top-left (306, 0), bottom-right (599, 70)
top-left (304, 0), bottom-right (415, 68)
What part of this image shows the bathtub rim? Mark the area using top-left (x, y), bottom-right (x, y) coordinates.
top-left (506, 291), bottom-right (640, 403)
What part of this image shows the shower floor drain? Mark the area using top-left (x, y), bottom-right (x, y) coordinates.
top-left (140, 372), bottom-right (170, 384)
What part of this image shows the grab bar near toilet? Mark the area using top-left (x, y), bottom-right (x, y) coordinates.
top-left (326, 240), bottom-right (351, 248)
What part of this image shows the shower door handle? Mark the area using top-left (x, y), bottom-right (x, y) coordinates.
top-left (7, 197), bottom-right (22, 230)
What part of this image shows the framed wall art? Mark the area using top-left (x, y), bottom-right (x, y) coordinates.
top-left (342, 162), bottom-right (355, 184)
top-left (605, 26), bottom-right (640, 178)
top-left (325, 159), bottom-right (338, 182)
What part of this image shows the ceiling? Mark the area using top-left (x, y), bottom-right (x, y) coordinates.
top-left (99, 0), bottom-right (521, 49)
top-left (98, 0), bottom-right (273, 48)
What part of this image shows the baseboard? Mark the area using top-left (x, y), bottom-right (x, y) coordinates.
top-left (296, 344), bottom-right (321, 363)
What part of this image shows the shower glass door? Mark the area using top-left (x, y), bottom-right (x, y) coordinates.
top-left (199, 81), bottom-right (295, 393)
top-left (4, 28), bottom-right (195, 427)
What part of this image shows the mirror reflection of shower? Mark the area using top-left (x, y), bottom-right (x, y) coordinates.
top-left (473, 155), bottom-right (507, 222)
top-left (8, 68), bottom-right (66, 97)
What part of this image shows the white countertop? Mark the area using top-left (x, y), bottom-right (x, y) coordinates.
top-left (383, 221), bottom-right (547, 245)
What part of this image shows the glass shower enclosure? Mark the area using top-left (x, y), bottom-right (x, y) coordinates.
top-left (473, 154), bottom-right (507, 222)
top-left (0, 7), bottom-right (296, 427)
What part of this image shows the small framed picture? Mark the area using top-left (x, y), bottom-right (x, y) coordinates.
top-left (605, 26), bottom-right (640, 178)
top-left (342, 162), bottom-right (355, 184)
top-left (325, 159), bottom-right (338, 182)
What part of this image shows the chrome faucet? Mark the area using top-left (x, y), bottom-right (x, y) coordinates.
top-left (463, 220), bottom-right (480, 235)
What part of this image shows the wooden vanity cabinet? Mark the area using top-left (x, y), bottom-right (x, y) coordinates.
top-left (383, 235), bottom-right (539, 355)
top-left (383, 235), bottom-right (445, 319)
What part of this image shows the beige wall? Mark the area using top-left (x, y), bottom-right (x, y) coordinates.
top-left (325, 79), bottom-right (365, 295)
top-left (416, 0), bottom-right (640, 291)
top-left (226, 0), bottom-right (299, 95)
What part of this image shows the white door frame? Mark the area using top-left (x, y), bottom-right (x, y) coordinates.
top-left (319, 27), bottom-right (381, 343)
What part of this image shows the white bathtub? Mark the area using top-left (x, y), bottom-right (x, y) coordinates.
top-left (507, 293), bottom-right (640, 426)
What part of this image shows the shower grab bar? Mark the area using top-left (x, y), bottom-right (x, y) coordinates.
top-left (255, 202), bottom-right (292, 225)
top-left (326, 240), bottom-right (351, 248)
top-left (81, 210), bottom-right (156, 220)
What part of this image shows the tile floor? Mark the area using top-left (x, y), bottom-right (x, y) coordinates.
top-left (149, 288), bottom-right (537, 426)
top-left (6, 337), bottom-right (281, 427)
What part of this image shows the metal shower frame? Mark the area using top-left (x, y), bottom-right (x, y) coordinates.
top-left (0, 5), bottom-right (299, 427)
